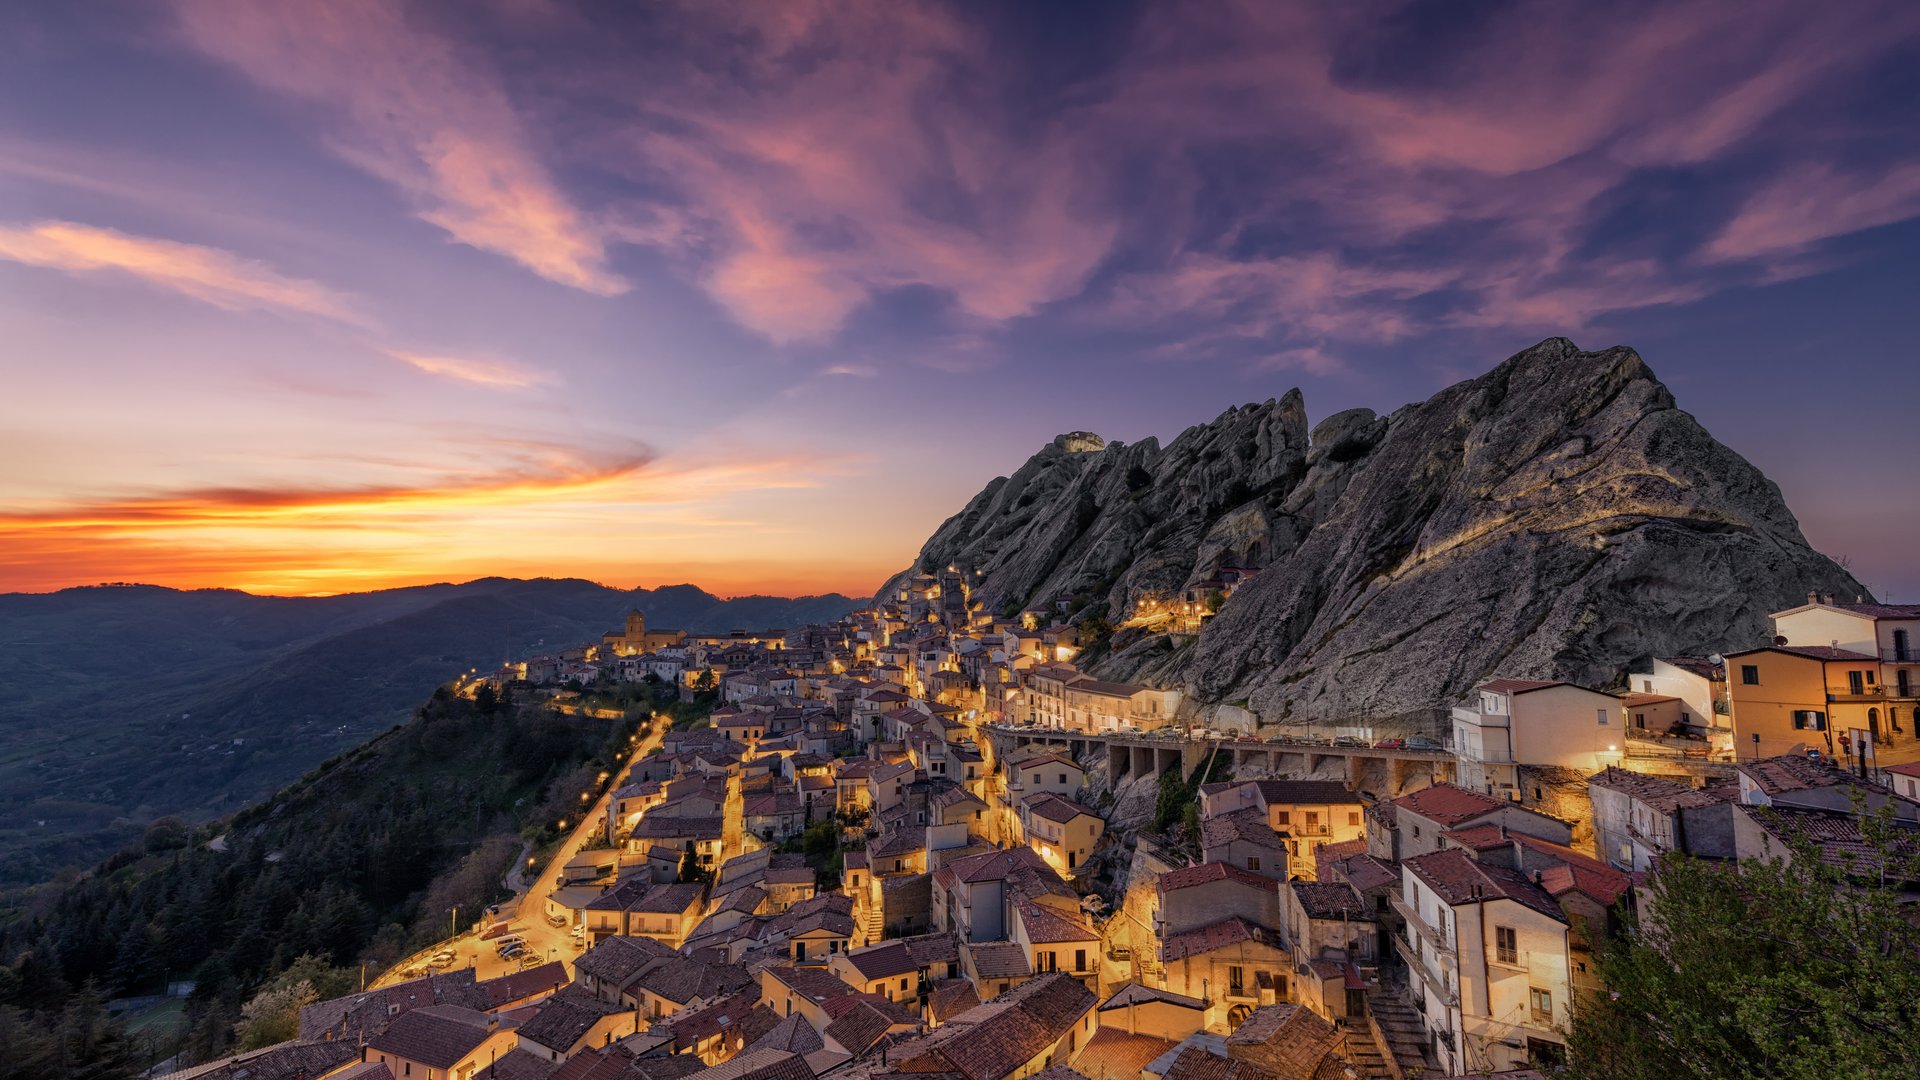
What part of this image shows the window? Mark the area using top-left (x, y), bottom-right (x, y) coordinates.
top-left (1348, 811), bottom-right (1361, 827)
top-left (1495, 926), bottom-right (1517, 965)
top-left (1596, 708), bottom-right (1609, 725)
top-left (1633, 712), bottom-right (1646, 729)
top-left (1059, 773), bottom-right (1067, 784)
top-left (1530, 987), bottom-right (1553, 1019)
top-left (1075, 948), bottom-right (1087, 971)
top-left (1247, 856), bottom-right (1261, 871)
top-left (1742, 665), bottom-right (1760, 685)
top-left (1305, 811), bottom-right (1320, 828)
top-left (901, 978), bottom-right (909, 991)
top-left (1275, 810), bottom-right (1291, 825)
top-left (1229, 965), bottom-right (1245, 992)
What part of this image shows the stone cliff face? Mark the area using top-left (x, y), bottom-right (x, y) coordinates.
top-left (886, 339), bottom-right (1863, 731)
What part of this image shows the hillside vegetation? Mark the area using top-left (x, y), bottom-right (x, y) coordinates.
top-left (0, 685), bottom-right (639, 1074)
top-left (0, 577), bottom-right (857, 885)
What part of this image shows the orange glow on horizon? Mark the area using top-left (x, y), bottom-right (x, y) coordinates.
top-left (0, 452), bottom-right (897, 599)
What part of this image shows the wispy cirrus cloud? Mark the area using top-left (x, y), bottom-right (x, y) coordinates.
top-left (0, 219), bottom-right (359, 321)
top-left (172, 0), bottom-right (625, 296)
top-left (1704, 163), bottom-right (1920, 264)
top-left (581, 4), bottom-right (1115, 345)
top-left (387, 350), bottom-right (553, 390)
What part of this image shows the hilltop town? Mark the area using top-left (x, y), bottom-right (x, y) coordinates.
top-left (173, 581), bottom-right (1920, 1080)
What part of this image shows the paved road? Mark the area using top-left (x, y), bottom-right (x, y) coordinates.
top-left (375, 714), bottom-right (667, 988)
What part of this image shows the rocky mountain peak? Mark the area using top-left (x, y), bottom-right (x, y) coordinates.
top-left (888, 338), bottom-right (1860, 731)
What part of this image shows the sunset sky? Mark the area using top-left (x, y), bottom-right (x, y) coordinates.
top-left (4, 1), bottom-right (1919, 599)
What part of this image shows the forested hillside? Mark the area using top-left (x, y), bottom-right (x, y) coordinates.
top-left (0, 685), bottom-right (640, 1075)
top-left (0, 577), bottom-right (857, 884)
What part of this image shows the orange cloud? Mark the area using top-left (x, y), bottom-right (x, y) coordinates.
top-left (174, 0), bottom-right (625, 295)
top-left (0, 446), bottom-right (892, 598)
top-left (0, 220), bottom-right (358, 320)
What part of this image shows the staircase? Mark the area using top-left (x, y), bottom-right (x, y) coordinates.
top-left (1341, 1027), bottom-right (1395, 1080)
top-left (862, 900), bottom-right (884, 944)
top-left (1365, 989), bottom-right (1432, 1078)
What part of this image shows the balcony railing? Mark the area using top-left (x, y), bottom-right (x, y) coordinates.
top-left (1387, 893), bottom-right (1455, 959)
top-left (1886, 649), bottom-right (1920, 664)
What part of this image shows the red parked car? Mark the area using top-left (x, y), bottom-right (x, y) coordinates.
top-left (1373, 737), bottom-right (1406, 749)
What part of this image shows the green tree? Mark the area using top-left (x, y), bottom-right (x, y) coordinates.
top-left (1568, 807), bottom-right (1920, 1080)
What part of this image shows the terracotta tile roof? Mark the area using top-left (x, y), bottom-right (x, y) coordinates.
top-left (628, 882), bottom-right (708, 913)
top-left (1097, 983), bottom-right (1203, 1011)
top-left (1073, 1029), bottom-right (1178, 1080)
top-left (1390, 782), bottom-right (1503, 827)
top-left (1831, 601), bottom-right (1920, 618)
top-left (1008, 752), bottom-right (1080, 772)
top-left (926, 979), bottom-right (981, 1023)
top-left (575, 934), bottom-right (676, 986)
top-left (965, 940), bottom-right (1032, 979)
top-left (1157, 1044), bottom-right (1277, 1080)
top-left (154, 1039), bottom-right (361, 1080)
top-left (1199, 807), bottom-right (1289, 852)
top-left (1478, 679), bottom-right (1564, 694)
top-left (1310, 839), bottom-right (1365, 878)
top-left (1439, 824), bottom-right (1510, 851)
top-left (473, 1049), bottom-right (557, 1080)
top-left (933, 846), bottom-right (1055, 888)
top-left (823, 999), bottom-right (914, 1055)
top-left (839, 940), bottom-right (918, 980)
top-left (1588, 766), bottom-right (1718, 811)
top-left (1224, 1003), bottom-right (1346, 1080)
top-left (477, 962), bottom-right (569, 1008)
top-left (1726, 644), bottom-right (1878, 662)
top-left (1159, 861), bottom-right (1280, 894)
top-left (764, 964), bottom-right (861, 1004)
top-left (634, 953), bottom-right (752, 1006)
top-left (746, 1013), bottom-right (825, 1057)
top-left (1403, 849), bottom-right (1566, 922)
top-left (1324, 850), bottom-right (1398, 893)
top-left (1739, 754), bottom-right (1861, 796)
top-left (517, 991), bottom-right (623, 1054)
top-left (1161, 917), bottom-right (1285, 962)
top-left (1013, 900), bottom-right (1099, 943)
top-left (683, 1048), bottom-right (815, 1080)
top-left (894, 973), bottom-right (1094, 1080)
top-left (1025, 792), bottom-right (1101, 824)
top-left (367, 1005), bottom-right (495, 1068)
top-left (1287, 881), bottom-right (1372, 922)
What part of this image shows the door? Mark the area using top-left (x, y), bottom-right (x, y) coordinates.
top-left (1850, 671), bottom-right (1866, 695)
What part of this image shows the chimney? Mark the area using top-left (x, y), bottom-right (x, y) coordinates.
top-left (1823, 593), bottom-right (1835, 606)
top-left (1808, 591), bottom-right (1819, 605)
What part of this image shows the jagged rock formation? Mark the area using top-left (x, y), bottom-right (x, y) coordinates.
top-left (885, 338), bottom-right (1862, 731)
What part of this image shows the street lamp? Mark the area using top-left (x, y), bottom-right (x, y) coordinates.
top-left (451, 905), bottom-right (459, 941)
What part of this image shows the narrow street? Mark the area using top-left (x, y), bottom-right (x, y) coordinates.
top-left (374, 712), bottom-right (667, 988)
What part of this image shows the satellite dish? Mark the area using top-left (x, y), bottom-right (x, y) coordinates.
top-left (1708, 654), bottom-right (1724, 666)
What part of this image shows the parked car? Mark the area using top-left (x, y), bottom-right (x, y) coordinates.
top-left (518, 954), bottom-right (548, 971)
top-left (430, 950), bottom-right (456, 964)
top-left (496, 935), bottom-right (526, 947)
top-left (1373, 737), bottom-right (1406, 749)
top-left (1333, 735), bottom-right (1369, 748)
top-left (1405, 735), bottom-right (1445, 750)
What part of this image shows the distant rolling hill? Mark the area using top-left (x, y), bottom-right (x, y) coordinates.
top-left (0, 577), bottom-right (860, 887)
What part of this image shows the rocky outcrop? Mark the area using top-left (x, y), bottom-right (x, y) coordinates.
top-left (884, 339), bottom-right (1862, 732)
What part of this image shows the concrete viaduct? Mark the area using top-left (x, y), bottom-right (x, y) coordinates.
top-left (983, 724), bottom-right (1457, 799)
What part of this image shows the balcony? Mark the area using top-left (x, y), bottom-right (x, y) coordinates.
top-left (1885, 649), bottom-right (1920, 665)
top-left (1388, 894), bottom-right (1456, 959)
